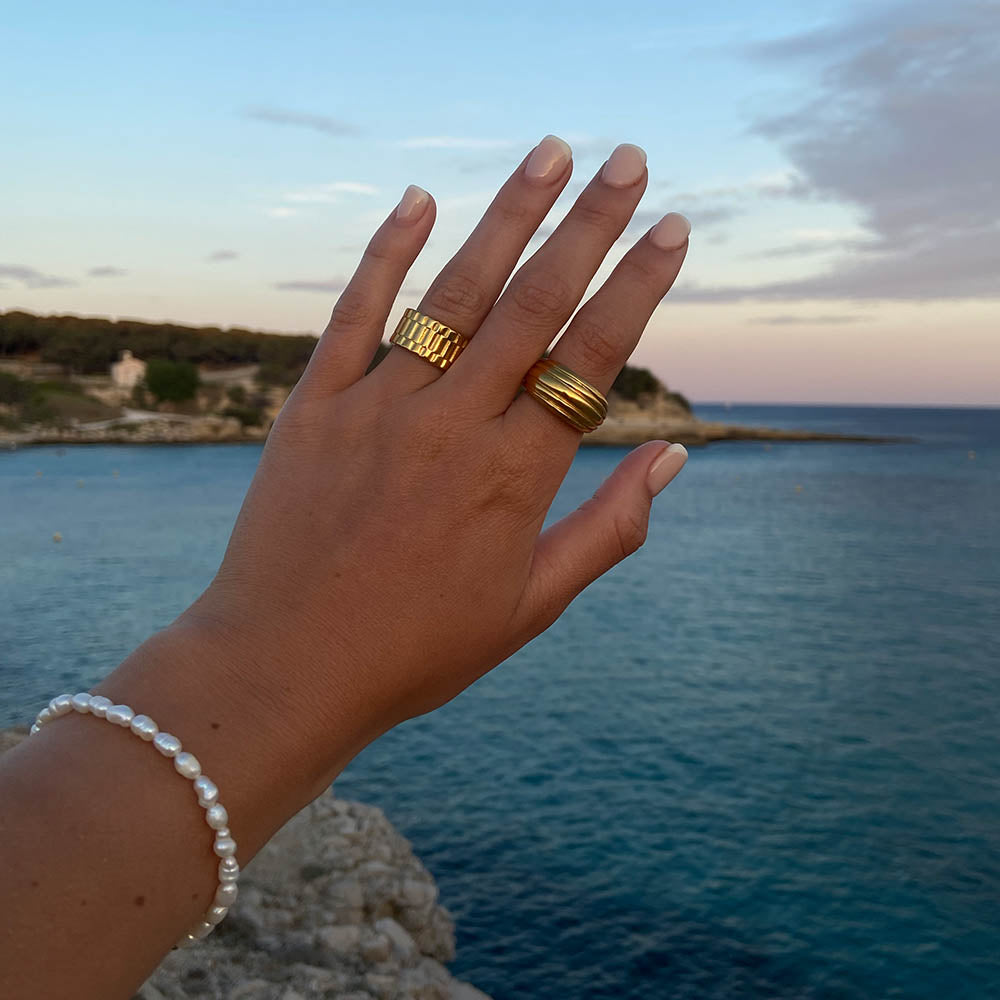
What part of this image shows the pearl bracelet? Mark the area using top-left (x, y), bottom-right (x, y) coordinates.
top-left (30, 692), bottom-right (239, 949)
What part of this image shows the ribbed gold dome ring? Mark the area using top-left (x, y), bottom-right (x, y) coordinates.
top-left (390, 308), bottom-right (469, 371)
top-left (522, 357), bottom-right (608, 433)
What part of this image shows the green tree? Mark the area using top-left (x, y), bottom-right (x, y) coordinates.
top-left (145, 359), bottom-right (199, 402)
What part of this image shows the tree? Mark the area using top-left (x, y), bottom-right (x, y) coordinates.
top-left (144, 359), bottom-right (199, 402)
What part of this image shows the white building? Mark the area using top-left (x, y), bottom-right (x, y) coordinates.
top-left (110, 350), bottom-right (147, 389)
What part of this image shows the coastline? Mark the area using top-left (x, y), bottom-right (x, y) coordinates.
top-left (0, 416), bottom-right (902, 450)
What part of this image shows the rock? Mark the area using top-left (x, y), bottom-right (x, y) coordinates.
top-left (449, 983), bottom-right (493, 1000)
top-left (375, 916), bottom-right (418, 960)
top-left (360, 930), bottom-right (392, 964)
top-left (317, 923), bottom-right (362, 954)
top-left (401, 878), bottom-right (438, 909)
top-left (227, 980), bottom-right (274, 1000)
top-left (0, 726), bottom-right (28, 755)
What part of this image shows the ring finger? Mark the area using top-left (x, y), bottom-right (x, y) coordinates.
top-left (373, 134), bottom-right (574, 391)
top-left (507, 211), bottom-right (691, 449)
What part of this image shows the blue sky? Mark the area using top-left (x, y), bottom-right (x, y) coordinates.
top-left (2, 0), bottom-right (997, 403)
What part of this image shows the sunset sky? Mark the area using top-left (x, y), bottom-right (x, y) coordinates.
top-left (3, 0), bottom-right (997, 404)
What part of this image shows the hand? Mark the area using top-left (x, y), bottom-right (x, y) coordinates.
top-left (191, 136), bottom-right (690, 778)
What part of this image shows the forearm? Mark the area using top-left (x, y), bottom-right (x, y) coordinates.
top-left (0, 613), bottom-right (365, 998)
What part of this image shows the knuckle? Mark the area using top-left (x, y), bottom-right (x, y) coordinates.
top-left (328, 291), bottom-right (374, 333)
top-left (572, 198), bottom-right (621, 236)
top-left (612, 507), bottom-right (648, 560)
top-left (509, 269), bottom-right (573, 324)
top-left (619, 251), bottom-right (662, 288)
top-left (495, 198), bottom-right (530, 228)
top-left (424, 270), bottom-right (492, 321)
top-left (570, 315), bottom-right (623, 379)
top-left (361, 236), bottom-right (396, 266)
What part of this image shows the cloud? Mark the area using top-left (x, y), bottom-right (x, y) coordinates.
top-left (0, 264), bottom-right (75, 288)
top-left (264, 207), bottom-right (298, 219)
top-left (737, 0), bottom-right (1000, 300)
top-left (752, 229), bottom-right (873, 258)
top-left (273, 277), bottom-right (349, 294)
top-left (283, 181), bottom-right (378, 204)
top-left (87, 265), bottom-right (127, 277)
top-left (207, 250), bottom-right (239, 262)
top-left (397, 136), bottom-right (516, 151)
top-left (671, 224), bottom-right (1000, 301)
top-left (748, 314), bottom-right (869, 325)
top-left (245, 106), bottom-right (359, 137)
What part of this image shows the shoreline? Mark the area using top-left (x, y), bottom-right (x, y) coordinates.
top-left (0, 421), bottom-right (905, 450)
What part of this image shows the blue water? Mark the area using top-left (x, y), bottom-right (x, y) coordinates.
top-left (2, 407), bottom-right (999, 999)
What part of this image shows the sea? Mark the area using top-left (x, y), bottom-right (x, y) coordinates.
top-left (1, 405), bottom-right (998, 999)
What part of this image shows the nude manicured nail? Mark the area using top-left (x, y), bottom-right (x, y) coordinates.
top-left (647, 442), bottom-right (688, 496)
top-left (601, 143), bottom-right (647, 188)
top-left (650, 212), bottom-right (691, 251)
top-left (395, 184), bottom-right (430, 225)
top-left (525, 134), bottom-right (572, 186)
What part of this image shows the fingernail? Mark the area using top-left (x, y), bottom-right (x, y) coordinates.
top-left (395, 184), bottom-right (430, 225)
top-left (650, 212), bottom-right (691, 251)
top-left (647, 442), bottom-right (688, 496)
top-left (601, 143), bottom-right (647, 188)
top-left (524, 134), bottom-right (572, 186)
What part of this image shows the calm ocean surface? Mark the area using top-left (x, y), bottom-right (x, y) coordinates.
top-left (2, 405), bottom-right (998, 999)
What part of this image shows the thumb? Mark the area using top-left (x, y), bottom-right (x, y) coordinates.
top-left (518, 440), bottom-right (688, 632)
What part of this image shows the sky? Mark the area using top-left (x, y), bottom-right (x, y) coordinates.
top-left (2, 0), bottom-right (997, 404)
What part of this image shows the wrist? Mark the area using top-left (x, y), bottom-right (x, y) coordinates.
top-left (92, 608), bottom-right (367, 860)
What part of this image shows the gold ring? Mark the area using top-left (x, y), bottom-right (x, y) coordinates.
top-left (522, 357), bottom-right (608, 433)
top-left (390, 308), bottom-right (469, 371)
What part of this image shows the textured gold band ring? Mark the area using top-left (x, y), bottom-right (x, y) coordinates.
top-left (522, 357), bottom-right (609, 433)
top-left (390, 308), bottom-right (469, 371)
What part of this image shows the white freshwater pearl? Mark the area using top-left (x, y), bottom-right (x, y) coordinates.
top-left (71, 692), bottom-right (93, 713)
top-left (206, 904), bottom-right (229, 925)
top-left (205, 804), bottom-right (229, 830)
top-left (213, 835), bottom-right (237, 858)
top-left (218, 857), bottom-right (240, 882)
top-left (175, 933), bottom-right (198, 949)
top-left (88, 695), bottom-right (113, 718)
top-left (105, 704), bottom-right (134, 727)
top-left (30, 723), bottom-right (40, 735)
top-left (50, 694), bottom-right (74, 716)
top-left (188, 920), bottom-right (215, 939)
top-left (153, 732), bottom-right (182, 757)
top-left (130, 714), bottom-right (159, 740)
top-left (214, 882), bottom-right (238, 906)
top-left (37, 706), bottom-right (55, 725)
top-left (174, 751), bottom-right (201, 779)
top-left (193, 776), bottom-right (219, 807)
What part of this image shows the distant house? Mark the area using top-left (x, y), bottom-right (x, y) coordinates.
top-left (110, 350), bottom-right (147, 389)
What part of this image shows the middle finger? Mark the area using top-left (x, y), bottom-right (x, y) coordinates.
top-left (441, 143), bottom-right (649, 411)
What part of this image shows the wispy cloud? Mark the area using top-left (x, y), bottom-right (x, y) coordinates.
top-left (273, 277), bottom-right (349, 294)
top-left (397, 136), bottom-right (516, 151)
top-left (752, 228), bottom-right (873, 259)
top-left (87, 265), bottom-right (127, 277)
top-left (283, 181), bottom-right (378, 205)
top-left (207, 250), bottom-right (239, 261)
top-left (245, 106), bottom-right (360, 137)
top-left (0, 264), bottom-right (75, 288)
top-left (671, 225), bottom-right (1000, 301)
top-left (749, 314), bottom-right (870, 325)
top-left (264, 207), bottom-right (298, 219)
